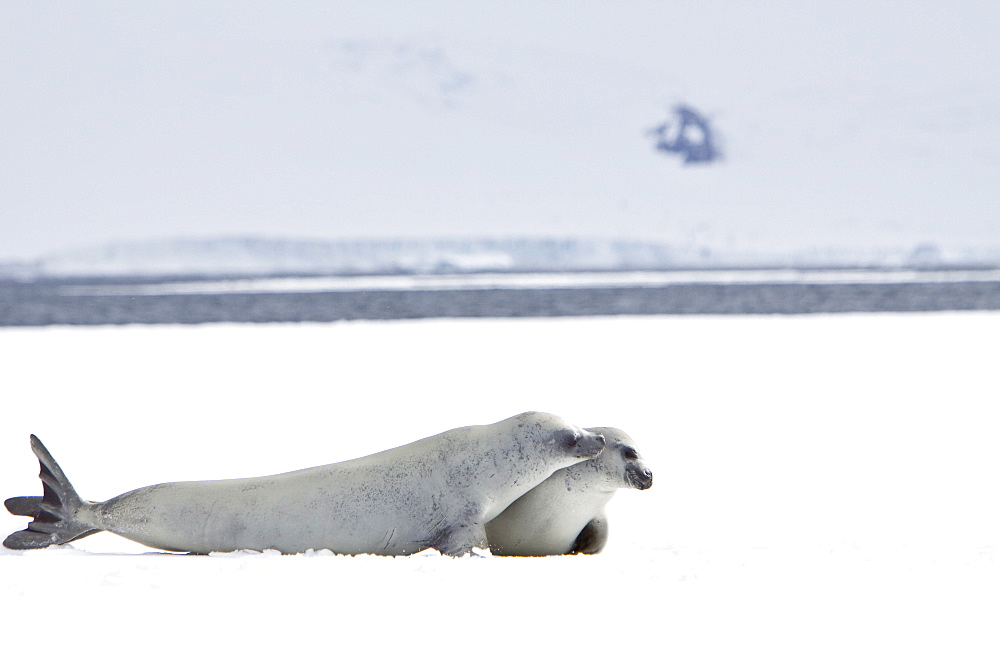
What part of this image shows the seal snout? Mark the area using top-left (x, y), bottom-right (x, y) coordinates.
top-left (627, 466), bottom-right (653, 490)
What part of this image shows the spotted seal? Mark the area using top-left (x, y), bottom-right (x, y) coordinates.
top-left (486, 427), bottom-right (652, 556)
top-left (4, 412), bottom-right (606, 556)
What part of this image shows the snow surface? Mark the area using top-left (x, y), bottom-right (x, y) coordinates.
top-left (2, 313), bottom-right (999, 666)
top-left (18, 237), bottom-right (1000, 280)
top-left (59, 267), bottom-right (1000, 297)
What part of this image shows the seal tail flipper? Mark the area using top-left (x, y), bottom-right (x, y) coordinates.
top-left (5, 495), bottom-right (44, 518)
top-left (3, 435), bottom-right (101, 550)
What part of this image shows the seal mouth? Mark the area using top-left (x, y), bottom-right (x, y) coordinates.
top-left (626, 467), bottom-right (653, 490)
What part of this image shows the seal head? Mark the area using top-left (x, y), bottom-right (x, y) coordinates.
top-left (485, 426), bottom-right (652, 556)
top-left (562, 427), bottom-right (652, 494)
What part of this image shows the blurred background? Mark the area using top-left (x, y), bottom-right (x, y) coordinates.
top-left (3, 2), bottom-right (998, 259)
top-left (1, 0), bottom-right (998, 320)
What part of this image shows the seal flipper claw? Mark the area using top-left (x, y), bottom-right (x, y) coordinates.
top-left (3, 436), bottom-right (101, 550)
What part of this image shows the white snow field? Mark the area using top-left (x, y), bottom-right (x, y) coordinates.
top-left (1, 313), bottom-right (998, 666)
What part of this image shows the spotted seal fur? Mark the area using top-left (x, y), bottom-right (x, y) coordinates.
top-left (4, 412), bottom-right (606, 556)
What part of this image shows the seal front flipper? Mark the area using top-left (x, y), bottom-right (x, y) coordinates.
top-left (3, 435), bottom-right (101, 550)
top-left (570, 514), bottom-right (609, 555)
top-left (432, 522), bottom-right (490, 557)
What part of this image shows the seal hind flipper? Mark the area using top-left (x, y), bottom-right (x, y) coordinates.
top-left (3, 435), bottom-right (101, 550)
top-left (4, 495), bottom-right (44, 518)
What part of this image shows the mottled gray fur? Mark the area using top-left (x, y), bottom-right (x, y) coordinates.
top-left (4, 412), bottom-right (606, 556)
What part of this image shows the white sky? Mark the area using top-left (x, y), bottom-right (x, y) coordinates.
top-left (2, 1), bottom-right (998, 261)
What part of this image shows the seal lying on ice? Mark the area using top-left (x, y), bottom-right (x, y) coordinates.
top-left (485, 427), bottom-right (652, 556)
top-left (3, 412), bottom-right (605, 556)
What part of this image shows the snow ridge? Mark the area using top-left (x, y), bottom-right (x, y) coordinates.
top-left (3, 237), bottom-right (1000, 279)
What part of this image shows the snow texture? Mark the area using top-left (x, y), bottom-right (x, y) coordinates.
top-left (7, 236), bottom-right (1000, 280)
top-left (1, 313), bottom-right (998, 666)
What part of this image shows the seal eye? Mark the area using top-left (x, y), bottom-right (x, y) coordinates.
top-left (622, 447), bottom-right (639, 461)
